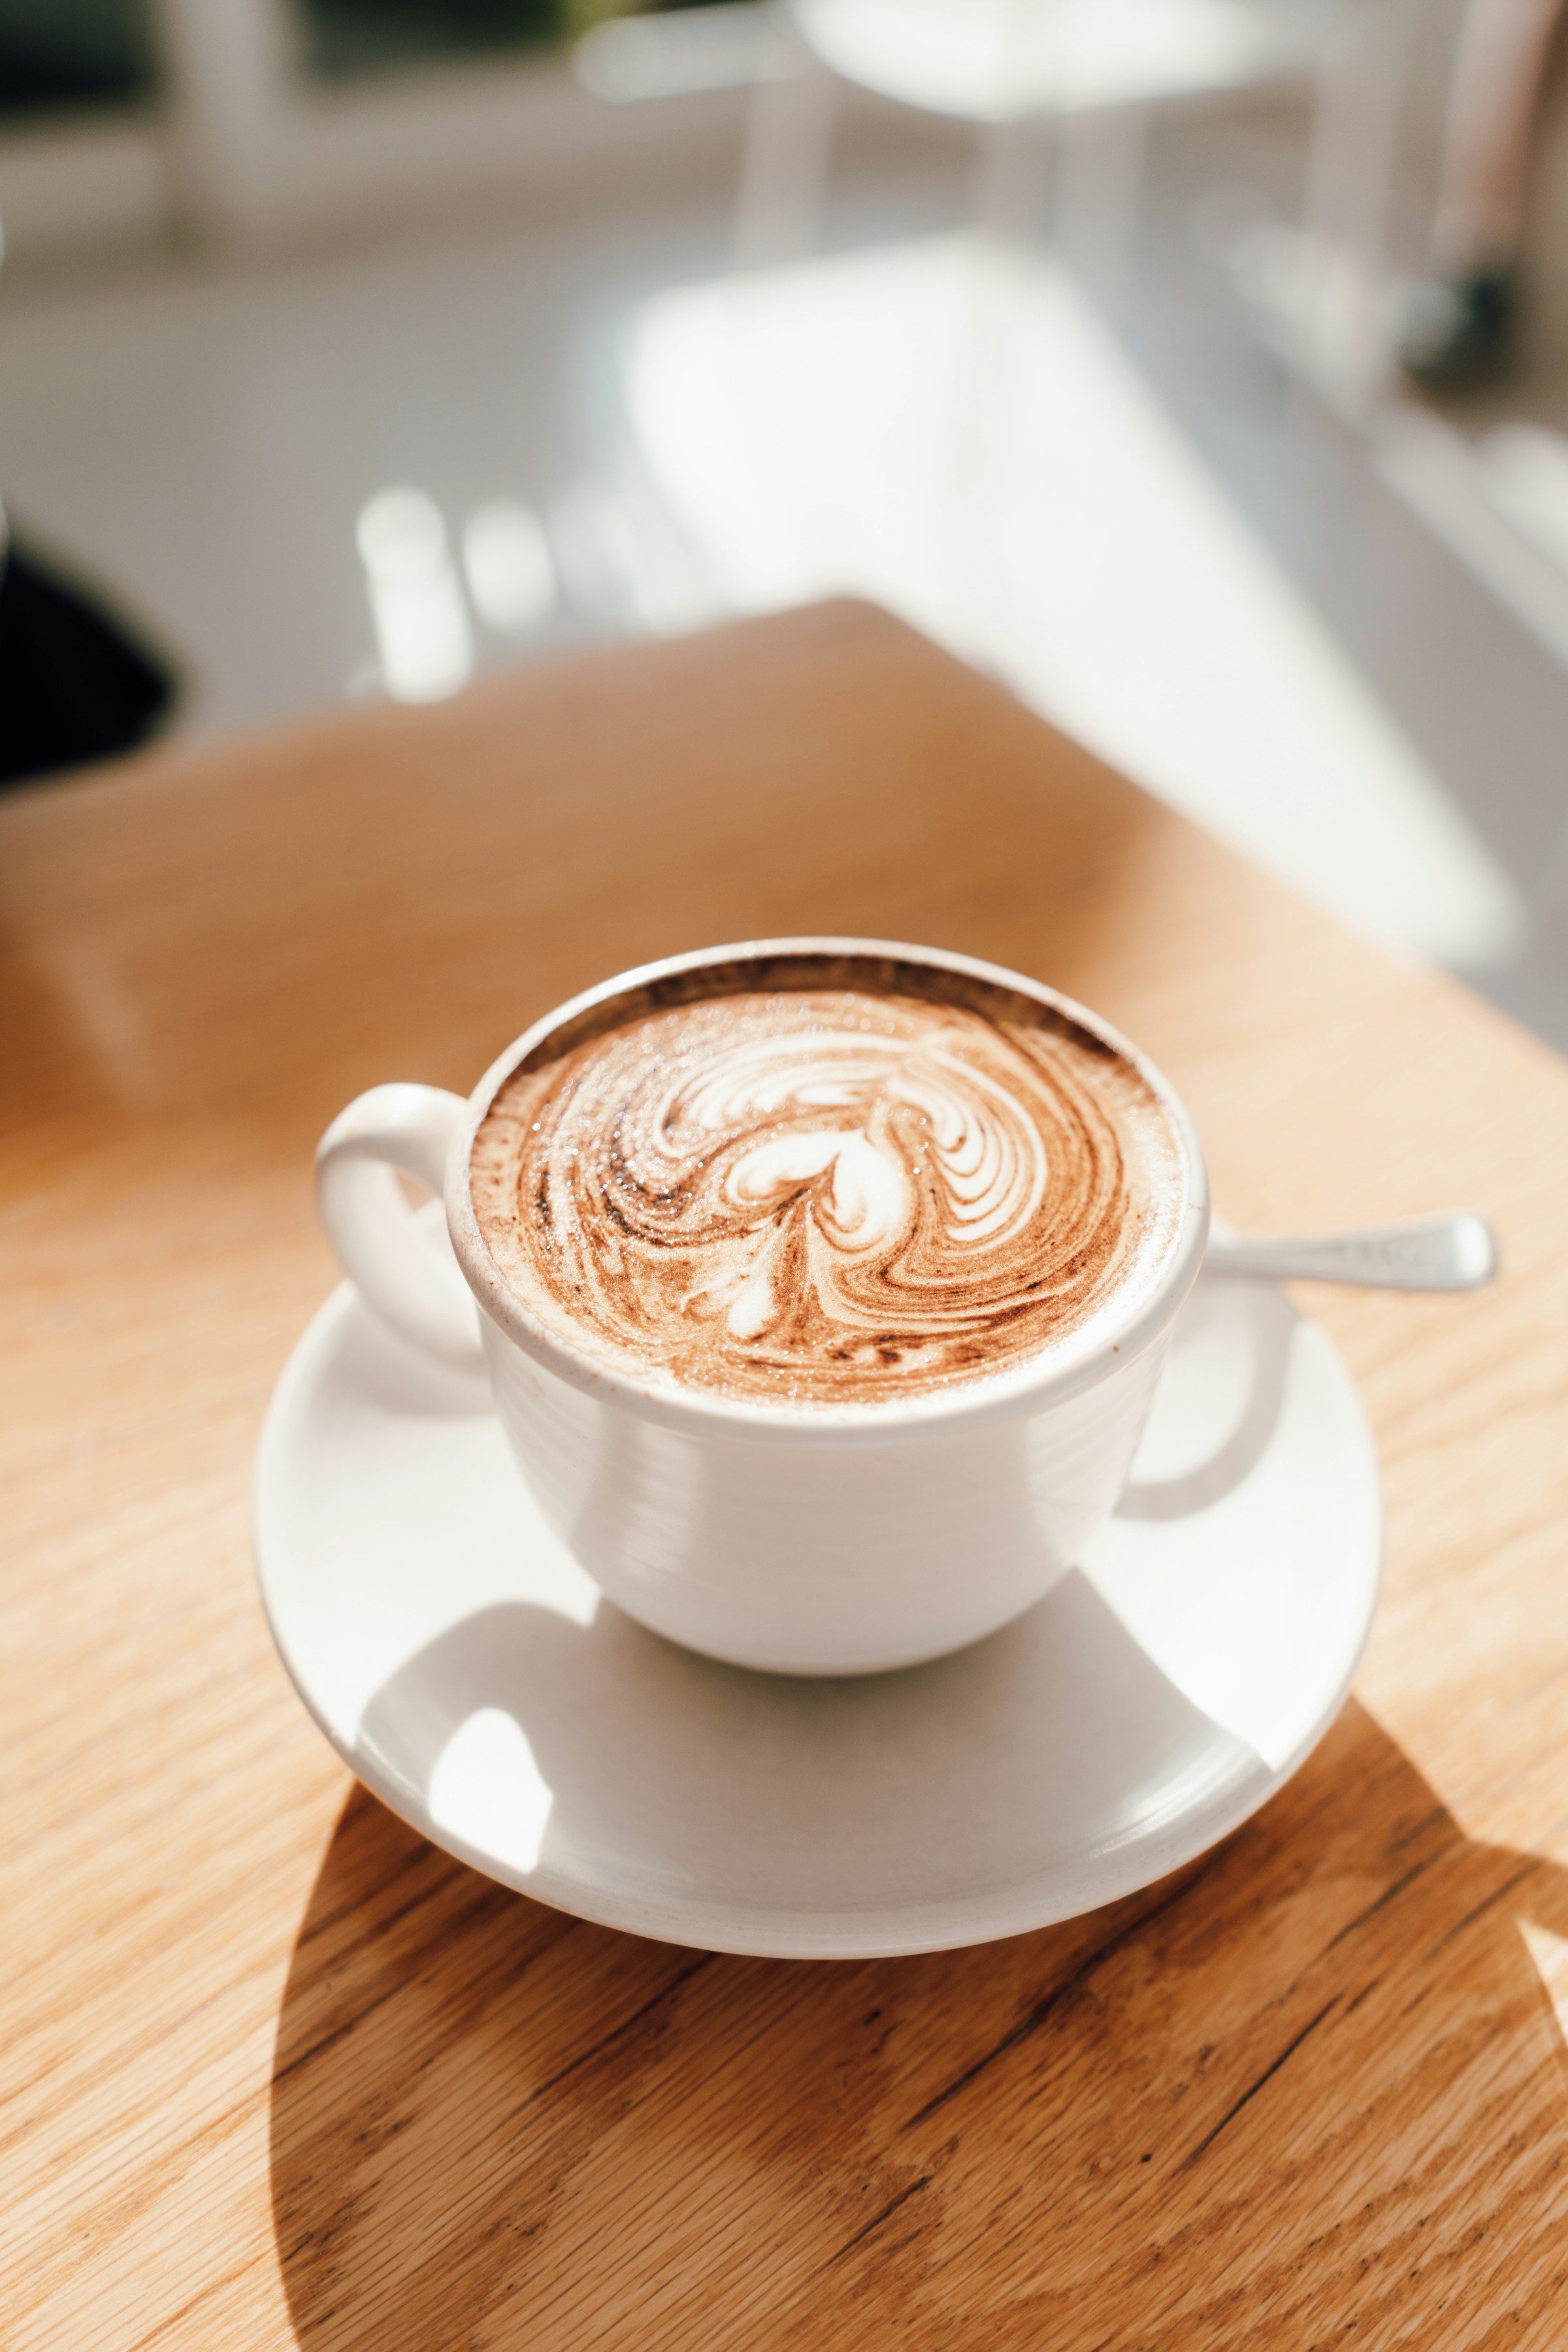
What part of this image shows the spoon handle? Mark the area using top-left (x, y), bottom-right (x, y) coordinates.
top-left (1205, 1211), bottom-right (1498, 1292)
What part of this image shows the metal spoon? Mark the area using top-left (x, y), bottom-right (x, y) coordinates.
top-left (1205, 1211), bottom-right (1497, 1292)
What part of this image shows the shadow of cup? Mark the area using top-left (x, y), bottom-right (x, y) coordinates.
top-left (270, 1699), bottom-right (1568, 2347)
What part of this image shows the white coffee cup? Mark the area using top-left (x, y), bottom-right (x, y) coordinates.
top-left (317, 939), bottom-right (1209, 1674)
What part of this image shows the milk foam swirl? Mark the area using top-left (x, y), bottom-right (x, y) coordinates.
top-left (470, 983), bottom-right (1183, 1404)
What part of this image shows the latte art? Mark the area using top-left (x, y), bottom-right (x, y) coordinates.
top-left (470, 970), bottom-right (1186, 1406)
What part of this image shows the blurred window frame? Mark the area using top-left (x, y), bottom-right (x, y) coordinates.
top-left (0, 0), bottom-right (748, 263)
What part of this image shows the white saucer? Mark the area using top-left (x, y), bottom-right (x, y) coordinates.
top-left (255, 1269), bottom-right (1380, 1959)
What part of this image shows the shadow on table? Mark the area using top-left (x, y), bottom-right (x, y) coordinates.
top-left (269, 1701), bottom-right (1568, 2348)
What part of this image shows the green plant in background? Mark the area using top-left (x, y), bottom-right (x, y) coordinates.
top-left (296, 0), bottom-right (744, 80)
top-left (561, 0), bottom-right (644, 32)
top-left (0, 0), bottom-right (747, 108)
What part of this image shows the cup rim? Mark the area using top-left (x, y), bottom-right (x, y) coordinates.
top-left (445, 937), bottom-right (1211, 1445)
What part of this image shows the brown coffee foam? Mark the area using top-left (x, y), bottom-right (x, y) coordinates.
top-left (470, 964), bottom-right (1186, 1405)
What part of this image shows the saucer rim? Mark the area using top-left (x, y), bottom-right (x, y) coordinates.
top-left (255, 1280), bottom-right (1382, 1959)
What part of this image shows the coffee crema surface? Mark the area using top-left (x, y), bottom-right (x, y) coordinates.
top-left (469, 968), bottom-right (1187, 1406)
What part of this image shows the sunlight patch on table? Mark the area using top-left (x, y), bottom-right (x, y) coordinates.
top-left (616, 236), bottom-right (1520, 970)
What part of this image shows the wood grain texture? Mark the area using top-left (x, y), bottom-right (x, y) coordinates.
top-left (4, 600), bottom-right (1568, 2349)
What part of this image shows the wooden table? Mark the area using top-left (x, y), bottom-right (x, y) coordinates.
top-left (5, 600), bottom-right (1568, 2349)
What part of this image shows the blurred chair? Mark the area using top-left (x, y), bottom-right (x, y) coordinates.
top-left (732, 0), bottom-right (1323, 270)
top-left (1222, 0), bottom-right (1439, 414)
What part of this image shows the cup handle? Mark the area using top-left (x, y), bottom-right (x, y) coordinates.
top-left (316, 1084), bottom-right (485, 1372)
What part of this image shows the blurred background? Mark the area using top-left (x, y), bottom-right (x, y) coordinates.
top-left (5, 0), bottom-right (1568, 1044)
